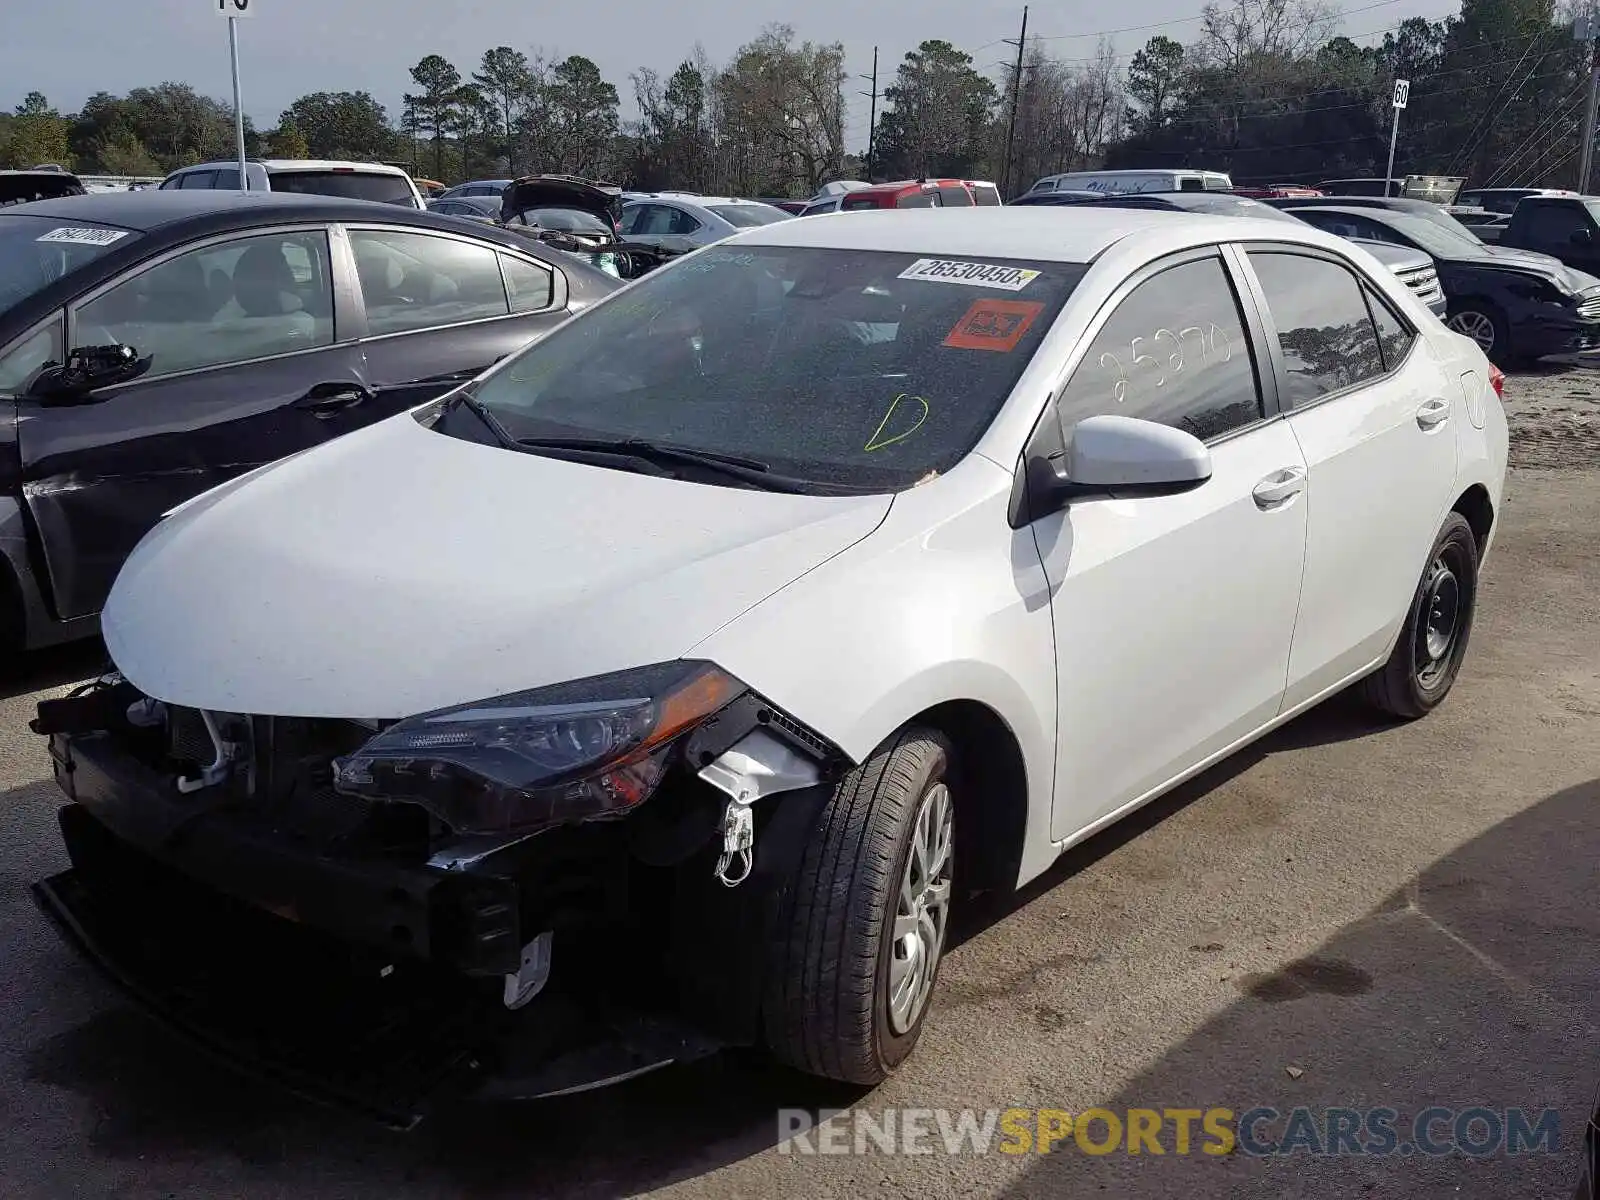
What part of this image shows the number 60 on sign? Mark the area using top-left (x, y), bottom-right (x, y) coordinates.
top-left (215, 0), bottom-right (254, 15)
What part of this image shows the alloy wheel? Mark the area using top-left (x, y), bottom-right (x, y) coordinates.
top-left (887, 781), bottom-right (954, 1035)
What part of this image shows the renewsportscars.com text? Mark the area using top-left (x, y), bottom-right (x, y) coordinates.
top-left (777, 1106), bottom-right (1560, 1158)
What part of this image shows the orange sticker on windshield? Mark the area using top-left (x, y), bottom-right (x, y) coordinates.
top-left (943, 299), bottom-right (1044, 352)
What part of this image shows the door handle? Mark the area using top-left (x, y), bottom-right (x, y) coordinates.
top-left (1416, 397), bottom-right (1451, 430)
top-left (294, 381), bottom-right (374, 417)
top-left (1252, 466), bottom-right (1306, 509)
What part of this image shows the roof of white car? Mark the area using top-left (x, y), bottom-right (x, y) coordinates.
top-left (730, 206), bottom-right (1322, 262)
top-left (174, 159), bottom-right (411, 174)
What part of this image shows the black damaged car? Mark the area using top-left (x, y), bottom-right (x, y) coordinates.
top-left (0, 189), bottom-right (618, 655)
top-left (1280, 202), bottom-right (1600, 364)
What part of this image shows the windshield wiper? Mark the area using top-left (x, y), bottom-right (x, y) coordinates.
top-left (511, 435), bottom-right (838, 494)
top-left (515, 435), bottom-right (770, 472)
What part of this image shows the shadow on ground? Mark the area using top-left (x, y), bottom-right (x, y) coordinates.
top-left (994, 775), bottom-right (1600, 1200)
top-left (10, 688), bottom-right (1409, 1198)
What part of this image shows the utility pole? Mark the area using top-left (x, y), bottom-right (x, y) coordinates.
top-left (860, 48), bottom-right (879, 181)
top-left (1578, 14), bottom-right (1600, 192)
top-left (1001, 6), bottom-right (1028, 199)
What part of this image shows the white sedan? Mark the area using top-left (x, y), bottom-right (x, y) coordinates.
top-left (35, 207), bottom-right (1508, 1107)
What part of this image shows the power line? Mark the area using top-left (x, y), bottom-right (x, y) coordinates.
top-left (972, 0), bottom-right (1411, 51)
top-left (1445, 26), bottom-right (1550, 173)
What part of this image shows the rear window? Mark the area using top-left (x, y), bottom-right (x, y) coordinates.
top-left (467, 246), bottom-right (1086, 492)
top-left (841, 193), bottom-right (889, 211)
top-left (708, 204), bottom-right (790, 227)
top-left (269, 170), bottom-right (416, 206)
top-left (0, 214), bottom-right (139, 315)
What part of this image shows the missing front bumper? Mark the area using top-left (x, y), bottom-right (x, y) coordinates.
top-left (36, 803), bottom-right (722, 1129)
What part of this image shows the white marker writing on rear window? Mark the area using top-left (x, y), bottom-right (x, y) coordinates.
top-left (897, 259), bottom-right (1040, 291)
top-left (37, 227), bottom-right (129, 246)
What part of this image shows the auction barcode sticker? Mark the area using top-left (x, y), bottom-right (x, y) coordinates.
top-left (37, 227), bottom-right (130, 246)
top-left (897, 258), bottom-right (1040, 291)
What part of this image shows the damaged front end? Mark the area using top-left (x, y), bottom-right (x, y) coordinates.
top-left (31, 662), bottom-right (842, 1127)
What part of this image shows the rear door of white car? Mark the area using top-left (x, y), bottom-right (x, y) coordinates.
top-left (1033, 247), bottom-right (1310, 841)
top-left (1235, 244), bottom-right (1459, 710)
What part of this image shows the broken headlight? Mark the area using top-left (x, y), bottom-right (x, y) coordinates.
top-left (331, 660), bottom-right (743, 835)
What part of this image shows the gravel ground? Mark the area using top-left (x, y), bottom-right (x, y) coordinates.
top-left (0, 367), bottom-right (1595, 1199)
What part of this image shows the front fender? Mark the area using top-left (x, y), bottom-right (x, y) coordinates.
top-left (689, 453), bottom-right (1062, 887)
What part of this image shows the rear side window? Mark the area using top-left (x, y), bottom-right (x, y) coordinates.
top-left (501, 254), bottom-right (554, 313)
top-left (1366, 287), bottom-right (1415, 372)
top-left (938, 185), bottom-right (973, 207)
top-left (1057, 253), bottom-right (1263, 440)
top-left (1179, 177), bottom-right (1206, 192)
top-left (971, 185), bottom-right (1002, 206)
top-left (1246, 250), bottom-right (1386, 407)
top-left (897, 192), bottom-right (937, 209)
top-left (841, 194), bottom-right (887, 211)
top-left (270, 171), bottom-right (416, 206)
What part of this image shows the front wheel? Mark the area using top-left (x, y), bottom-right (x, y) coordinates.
top-left (1446, 303), bottom-right (1511, 364)
top-left (763, 726), bottom-right (955, 1084)
top-left (1361, 512), bottom-right (1480, 719)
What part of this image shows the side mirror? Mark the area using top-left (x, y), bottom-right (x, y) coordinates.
top-left (1572, 228), bottom-right (1594, 246)
top-left (1034, 414), bottom-right (1212, 514)
top-left (28, 344), bottom-right (150, 403)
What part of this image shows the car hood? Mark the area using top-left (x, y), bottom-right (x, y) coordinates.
top-left (1466, 247), bottom-right (1600, 292)
top-left (501, 175), bottom-right (623, 227)
top-left (1481, 243), bottom-right (1566, 269)
top-left (101, 414), bottom-right (891, 719)
top-left (1350, 238), bottom-right (1429, 272)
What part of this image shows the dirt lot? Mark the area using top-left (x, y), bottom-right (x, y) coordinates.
top-left (0, 369), bottom-right (1596, 1199)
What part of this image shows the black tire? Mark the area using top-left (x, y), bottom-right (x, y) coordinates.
top-left (1360, 512), bottom-right (1479, 720)
top-left (763, 725), bottom-right (955, 1084)
top-left (1445, 301), bottom-right (1512, 366)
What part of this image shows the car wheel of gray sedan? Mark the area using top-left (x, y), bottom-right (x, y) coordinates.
top-left (1360, 512), bottom-right (1480, 720)
top-left (1445, 304), bottom-right (1508, 361)
top-left (764, 725), bottom-right (955, 1084)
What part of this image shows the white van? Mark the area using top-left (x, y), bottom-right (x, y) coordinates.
top-left (1025, 169), bottom-right (1232, 196)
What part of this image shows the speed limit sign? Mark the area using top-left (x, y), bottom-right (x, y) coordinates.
top-left (215, 0), bottom-right (254, 16)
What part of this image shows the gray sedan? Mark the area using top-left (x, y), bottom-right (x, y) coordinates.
top-left (618, 195), bottom-right (792, 255)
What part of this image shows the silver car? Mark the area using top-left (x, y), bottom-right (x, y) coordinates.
top-left (618, 195), bottom-right (792, 254)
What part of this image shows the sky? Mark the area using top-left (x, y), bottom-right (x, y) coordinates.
top-left (1, 0), bottom-right (1464, 154)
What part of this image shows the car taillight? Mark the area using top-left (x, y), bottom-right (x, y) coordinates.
top-left (1488, 363), bottom-right (1505, 398)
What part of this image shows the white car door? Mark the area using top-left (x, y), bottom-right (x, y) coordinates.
top-left (1031, 248), bottom-right (1310, 841)
top-left (1238, 246), bottom-right (1459, 710)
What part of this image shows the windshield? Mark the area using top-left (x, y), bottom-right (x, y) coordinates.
top-left (463, 246), bottom-right (1085, 491)
top-left (710, 204), bottom-right (790, 227)
top-left (0, 213), bottom-right (138, 314)
top-left (517, 206), bottom-right (611, 233)
top-left (269, 171), bottom-right (416, 205)
top-left (1380, 211), bottom-right (1486, 257)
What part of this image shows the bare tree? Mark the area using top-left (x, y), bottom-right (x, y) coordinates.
top-left (1195, 0), bottom-right (1340, 69)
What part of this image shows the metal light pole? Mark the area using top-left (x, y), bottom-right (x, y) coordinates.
top-left (216, 0), bottom-right (254, 189)
top-left (1385, 78), bottom-right (1409, 196)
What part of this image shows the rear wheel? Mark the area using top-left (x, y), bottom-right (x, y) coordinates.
top-left (1360, 512), bottom-right (1479, 719)
top-left (763, 726), bottom-right (955, 1084)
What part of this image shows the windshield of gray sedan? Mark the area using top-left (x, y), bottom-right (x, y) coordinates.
top-left (465, 246), bottom-right (1086, 491)
top-left (0, 214), bottom-right (138, 314)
